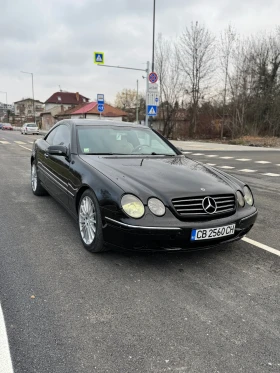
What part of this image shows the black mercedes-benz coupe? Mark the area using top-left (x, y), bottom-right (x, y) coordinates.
top-left (31, 119), bottom-right (257, 253)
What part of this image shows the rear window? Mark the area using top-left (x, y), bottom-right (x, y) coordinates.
top-left (27, 123), bottom-right (36, 127)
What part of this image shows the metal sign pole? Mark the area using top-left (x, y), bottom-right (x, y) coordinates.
top-left (145, 61), bottom-right (150, 126)
top-left (136, 79), bottom-right (139, 123)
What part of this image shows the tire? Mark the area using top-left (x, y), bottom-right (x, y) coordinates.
top-left (78, 189), bottom-right (106, 253)
top-left (31, 162), bottom-right (47, 196)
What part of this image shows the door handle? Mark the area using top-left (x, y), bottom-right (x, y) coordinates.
top-left (44, 152), bottom-right (49, 159)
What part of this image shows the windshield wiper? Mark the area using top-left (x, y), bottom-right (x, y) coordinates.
top-left (83, 153), bottom-right (125, 155)
top-left (150, 152), bottom-right (176, 156)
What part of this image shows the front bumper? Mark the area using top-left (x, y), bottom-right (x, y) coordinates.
top-left (102, 210), bottom-right (258, 251)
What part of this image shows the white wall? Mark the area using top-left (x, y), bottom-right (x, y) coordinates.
top-left (45, 103), bottom-right (71, 112)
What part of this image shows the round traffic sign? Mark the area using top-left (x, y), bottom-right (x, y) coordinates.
top-left (149, 72), bottom-right (158, 84)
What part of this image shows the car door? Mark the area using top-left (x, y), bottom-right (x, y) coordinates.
top-left (43, 124), bottom-right (71, 207)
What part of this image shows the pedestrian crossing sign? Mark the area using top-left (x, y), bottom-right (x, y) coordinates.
top-left (147, 105), bottom-right (157, 116)
top-left (94, 52), bottom-right (104, 64)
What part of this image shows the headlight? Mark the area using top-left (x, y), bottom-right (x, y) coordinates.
top-left (121, 194), bottom-right (145, 219)
top-left (244, 186), bottom-right (254, 206)
top-left (148, 198), bottom-right (166, 216)
top-left (236, 191), bottom-right (245, 207)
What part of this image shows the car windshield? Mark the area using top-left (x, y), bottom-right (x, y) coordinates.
top-left (77, 126), bottom-right (177, 156)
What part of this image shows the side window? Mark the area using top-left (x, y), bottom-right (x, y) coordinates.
top-left (45, 127), bottom-right (57, 145)
top-left (53, 125), bottom-right (71, 146)
top-left (46, 125), bottom-right (71, 146)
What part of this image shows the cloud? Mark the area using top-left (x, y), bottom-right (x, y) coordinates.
top-left (1, 0), bottom-right (280, 105)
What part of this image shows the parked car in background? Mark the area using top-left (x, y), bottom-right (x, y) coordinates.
top-left (21, 123), bottom-right (39, 135)
top-left (0, 123), bottom-right (3, 129)
top-left (2, 123), bottom-right (13, 130)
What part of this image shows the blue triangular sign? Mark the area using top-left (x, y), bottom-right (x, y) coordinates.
top-left (148, 107), bottom-right (156, 115)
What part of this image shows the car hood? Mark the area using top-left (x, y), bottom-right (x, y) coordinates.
top-left (80, 155), bottom-right (241, 202)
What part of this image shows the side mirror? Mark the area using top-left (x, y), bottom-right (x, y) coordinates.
top-left (48, 145), bottom-right (68, 157)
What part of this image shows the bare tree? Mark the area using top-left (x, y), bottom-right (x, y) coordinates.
top-left (115, 89), bottom-right (138, 110)
top-left (155, 34), bottom-right (185, 138)
top-left (178, 22), bottom-right (215, 137)
top-left (219, 25), bottom-right (236, 139)
top-left (228, 30), bottom-right (280, 137)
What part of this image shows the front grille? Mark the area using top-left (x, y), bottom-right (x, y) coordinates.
top-left (172, 194), bottom-right (236, 217)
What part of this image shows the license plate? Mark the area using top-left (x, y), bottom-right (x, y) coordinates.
top-left (190, 224), bottom-right (235, 241)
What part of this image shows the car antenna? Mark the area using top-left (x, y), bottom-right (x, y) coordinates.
top-left (140, 158), bottom-right (144, 166)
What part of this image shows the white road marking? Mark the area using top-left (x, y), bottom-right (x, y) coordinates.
top-left (219, 156), bottom-right (234, 159)
top-left (236, 158), bottom-right (252, 161)
top-left (14, 141), bottom-right (26, 145)
top-left (28, 141), bottom-right (34, 144)
top-left (242, 237), bottom-right (280, 257)
top-left (255, 161), bottom-right (271, 164)
top-left (239, 169), bottom-right (257, 173)
top-left (276, 164), bottom-right (280, 166)
top-left (0, 141), bottom-right (10, 144)
top-left (192, 153), bottom-right (204, 155)
top-left (206, 163), bottom-right (216, 166)
top-left (18, 145), bottom-right (32, 151)
top-left (205, 155), bottom-right (218, 157)
top-left (218, 166), bottom-right (235, 169)
top-left (262, 173), bottom-right (280, 177)
top-left (0, 304), bottom-right (14, 373)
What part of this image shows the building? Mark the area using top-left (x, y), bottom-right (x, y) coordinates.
top-left (40, 91), bottom-right (90, 130)
top-left (14, 98), bottom-right (44, 123)
top-left (40, 101), bottom-right (127, 131)
top-left (44, 91), bottom-right (90, 114)
top-left (0, 102), bottom-right (14, 121)
top-left (57, 102), bottom-right (127, 121)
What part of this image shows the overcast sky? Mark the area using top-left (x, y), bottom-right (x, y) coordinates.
top-left (1, 0), bottom-right (280, 105)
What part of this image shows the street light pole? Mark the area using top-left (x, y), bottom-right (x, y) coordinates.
top-left (0, 91), bottom-right (8, 122)
top-left (0, 91), bottom-right (7, 106)
top-left (21, 71), bottom-right (35, 123)
top-left (151, 0), bottom-right (156, 72)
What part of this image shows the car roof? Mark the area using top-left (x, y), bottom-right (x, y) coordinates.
top-left (58, 119), bottom-right (149, 130)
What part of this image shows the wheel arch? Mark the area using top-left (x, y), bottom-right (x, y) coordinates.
top-left (75, 185), bottom-right (93, 213)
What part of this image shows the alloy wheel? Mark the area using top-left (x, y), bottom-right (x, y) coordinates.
top-left (31, 164), bottom-right (37, 192)
top-left (79, 196), bottom-right (97, 245)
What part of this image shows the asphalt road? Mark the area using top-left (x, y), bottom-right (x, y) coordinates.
top-left (0, 130), bottom-right (279, 373)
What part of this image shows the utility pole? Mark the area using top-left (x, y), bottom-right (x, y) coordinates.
top-left (152, 0), bottom-right (156, 72)
top-left (21, 71), bottom-right (35, 123)
top-left (145, 61), bottom-right (150, 126)
top-left (136, 80), bottom-right (139, 123)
